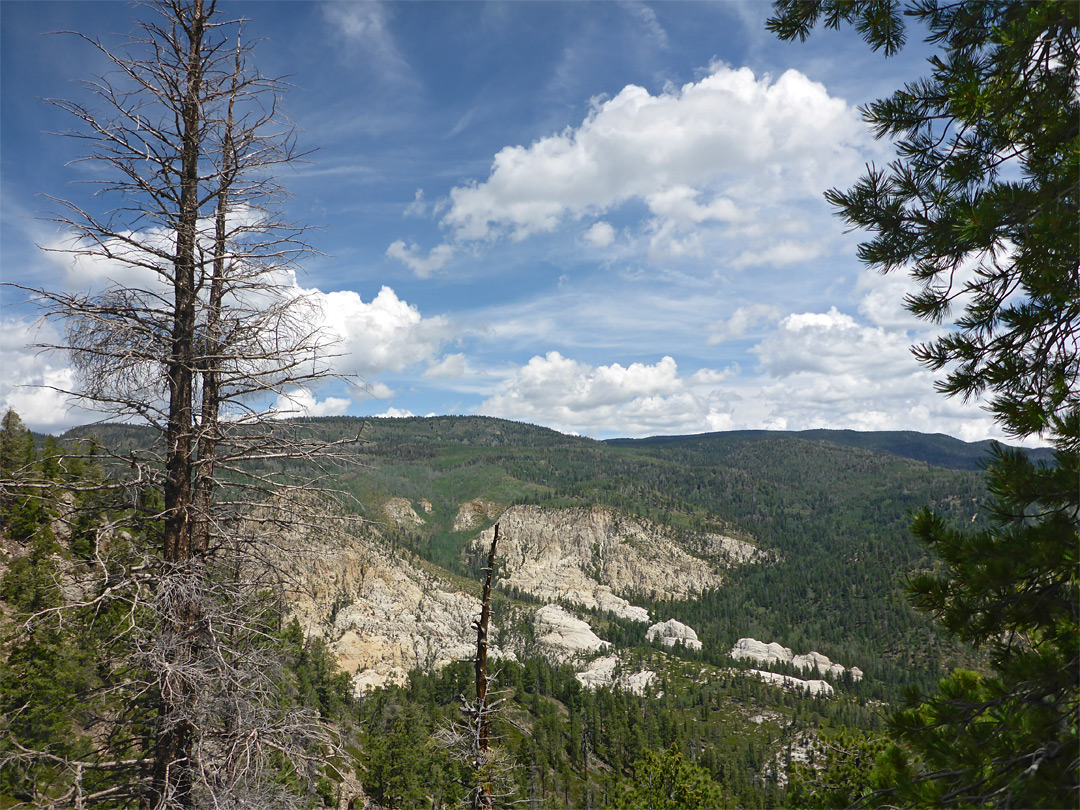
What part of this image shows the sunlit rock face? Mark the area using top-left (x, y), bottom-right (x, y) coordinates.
top-left (533, 604), bottom-right (610, 664)
top-left (647, 619), bottom-right (702, 650)
top-left (731, 637), bottom-right (794, 666)
top-left (470, 505), bottom-right (751, 622)
top-left (272, 524), bottom-right (514, 694)
top-left (748, 669), bottom-right (835, 697)
top-left (382, 497), bottom-right (425, 528)
top-left (452, 498), bottom-right (502, 532)
top-left (730, 637), bottom-right (862, 681)
top-left (575, 654), bottom-right (656, 696)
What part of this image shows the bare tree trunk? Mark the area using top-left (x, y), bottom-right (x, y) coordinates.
top-left (191, 31), bottom-right (239, 560)
top-left (5, 0), bottom-right (360, 805)
top-left (472, 523), bottom-right (499, 810)
top-left (153, 2), bottom-right (207, 801)
top-left (475, 523), bottom-right (498, 752)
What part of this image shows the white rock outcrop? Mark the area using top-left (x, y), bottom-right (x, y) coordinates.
top-left (731, 637), bottom-right (794, 666)
top-left (382, 497), bottom-right (424, 528)
top-left (731, 637), bottom-right (862, 682)
top-left (701, 533), bottom-right (770, 565)
top-left (598, 591), bottom-right (650, 623)
top-left (471, 506), bottom-right (742, 621)
top-left (748, 669), bottom-right (834, 697)
top-left (575, 655), bottom-right (656, 696)
top-left (271, 523), bottom-right (514, 693)
top-left (646, 619), bottom-right (702, 650)
top-left (533, 604), bottom-right (610, 664)
top-left (452, 499), bottom-right (501, 532)
top-left (792, 651), bottom-right (847, 680)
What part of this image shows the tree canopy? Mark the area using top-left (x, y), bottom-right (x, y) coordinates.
top-left (770, 0), bottom-right (1078, 441)
top-left (768, 1), bottom-right (1079, 806)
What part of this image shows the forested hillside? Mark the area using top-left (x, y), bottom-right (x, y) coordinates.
top-left (65, 413), bottom-right (996, 694)
top-left (308, 415), bottom-right (989, 691)
top-left (1, 412), bottom-right (1061, 807)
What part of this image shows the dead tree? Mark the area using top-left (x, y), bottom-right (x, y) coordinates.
top-left (475, 522), bottom-right (499, 765)
top-left (435, 523), bottom-right (519, 809)
top-left (3, 2), bottom-right (358, 807)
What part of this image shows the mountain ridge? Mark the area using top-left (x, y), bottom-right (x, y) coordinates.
top-left (58, 413), bottom-right (1053, 472)
top-left (604, 426), bottom-right (1055, 470)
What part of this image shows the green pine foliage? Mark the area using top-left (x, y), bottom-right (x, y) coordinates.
top-left (785, 727), bottom-right (891, 809)
top-left (768, 1), bottom-right (1079, 806)
top-left (885, 441), bottom-right (1078, 807)
top-left (6, 410), bottom-right (1062, 806)
top-left (0, 414), bottom-right (364, 808)
top-left (623, 743), bottom-right (732, 809)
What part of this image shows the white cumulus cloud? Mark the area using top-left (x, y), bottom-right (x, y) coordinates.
top-left (387, 63), bottom-right (878, 276)
top-left (0, 316), bottom-right (92, 432)
top-left (477, 352), bottom-right (735, 437)
top-left (386, 240), bottom-right (456, 277)
top-left (444, 65), bottom-right (869, 240)
top-left (269, 388), bottom-right (352, 419)
top-left (315, 285), bottom-right (455, 377)
top-left (583, 221), bottom-right (616, 248)
top-left (746, 305), bottom-right (1002, 439)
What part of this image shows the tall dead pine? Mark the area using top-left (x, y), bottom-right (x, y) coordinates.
top-left (475, 523), bottom-right (498, 760)
top-left (435, 522), bottom-right (518, 809)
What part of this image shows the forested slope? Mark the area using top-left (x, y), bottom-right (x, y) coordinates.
top-left (19, 414), bottom-right (1017, 806)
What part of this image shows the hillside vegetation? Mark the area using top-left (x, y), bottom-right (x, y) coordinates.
top-left (67, 414), bottom-right (995, 693)
top-left (7, 414), bottom-right (1019, 807)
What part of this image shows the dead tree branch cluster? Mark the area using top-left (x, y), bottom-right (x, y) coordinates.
top-left (1, 1), bottom-right (360, 808)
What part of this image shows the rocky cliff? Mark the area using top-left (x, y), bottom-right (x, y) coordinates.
top-left (271, 519), bottom-right (515, 693)
top-left (646, 619), bottom-right (702, 650)
top-left (470, 505), bottom-right (761, 621)
top-left (271, 501), bottom-right (774, 695)
top-left (730, 637), bottom-right (863, 681)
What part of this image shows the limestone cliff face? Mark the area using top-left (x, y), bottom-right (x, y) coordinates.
top-left (273, 523), bottom-right (513, 693)
top-left (470, 505), bottom-right (747, 620)
top-left (730, 637), bottom-right (863, 682)
top-left (575, 655), bottom-right (656, 696)
top-left (382, 497), bottom-right (425, 529)
top-left (452, 499), bottom-right (502, 532)
top-left (747, 669), bottom-right (834, 697)
top-left (272, 503), bottom-right (769, 695)
top-left (532, 604), bottom-right (610, 664)
top-left (647, 619), bottom-right (702, 650)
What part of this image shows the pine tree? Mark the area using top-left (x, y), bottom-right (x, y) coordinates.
top-left (768, 1), bottom-right (1079, 806)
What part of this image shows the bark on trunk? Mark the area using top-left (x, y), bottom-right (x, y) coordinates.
top-left (153, 2), bottom-right (207, 805)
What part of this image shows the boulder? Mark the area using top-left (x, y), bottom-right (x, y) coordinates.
top-left (575, 654), bottom-right (656, 696)
top-left (748, 669), bottom-right (834, 697)
top-left (730, 637), bottom-right (793, 665)
top-left (731, 637), bottom-right (863, 682)
top-left (382, 497), bottom-right (424, 528)
top-left (646, 619), bottom-right (702, 650)
top-left (470, 506), bottom-right (734, 620)
top-left (533, 604), bottom-right (609, 664)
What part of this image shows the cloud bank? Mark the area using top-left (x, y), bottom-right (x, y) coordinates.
top-left (391, 63), bottom-right (877, 273)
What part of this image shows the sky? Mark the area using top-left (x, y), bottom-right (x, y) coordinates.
top-left (0, 1), bottom-right (1017, 443)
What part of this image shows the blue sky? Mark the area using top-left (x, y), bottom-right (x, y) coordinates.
top-left (0, 1), bottom-right (1011, 442)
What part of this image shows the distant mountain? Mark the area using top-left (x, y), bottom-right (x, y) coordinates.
top-left (52, 414), bottom-right (1007, 697)
top-left (22, 413), bottom-right (1035, 807)
top-left (606, 427), bottom-right (1055, 470)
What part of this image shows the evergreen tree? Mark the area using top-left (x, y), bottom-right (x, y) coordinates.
top-left (768, 1), bottom-right (1079, 806)
top-left (768, 0), bottom-right (1078, 440)
top-left (4, 0), bottom-right (358, 804)
top-left (0, 411), bottom-right (35, 478)
top-left (0, 411), bottom-right (44, 542)
top-left (623, 743), bottom-right (731, 810)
